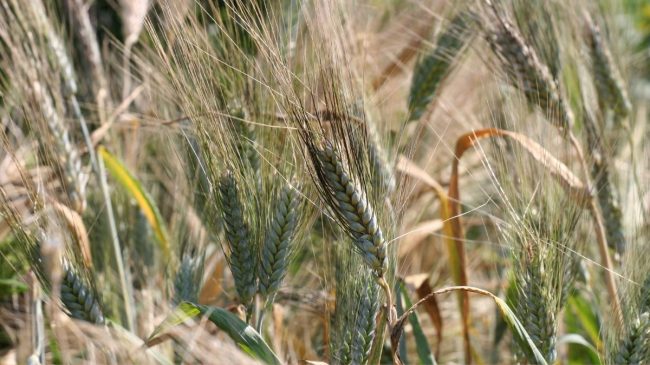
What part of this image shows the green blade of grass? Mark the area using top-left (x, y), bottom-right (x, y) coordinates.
top-left (392, 286), bottom-right (548, 365)
top-left (147, 302), bottom-right (281, 365)
top-left (398, 281), bottom-right (436, 365)
top-left (566, 294), bottom-right (601, 348)
top-left (98, 146), bottom-right (172, 263)
top-left (558, 334), bottom-right (602, 365)
top-left (395, 283), bottom-right (409, 364)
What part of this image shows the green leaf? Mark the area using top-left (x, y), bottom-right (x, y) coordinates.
top-left (493, 295), bottom-right (547, 365)
top-left (395, 284), bottom-right (409, 365)
top-left (398, 282), bottom-right (436, 365)
top-left (147, 302), bottom-right (281, 365)
top-left (397, 286), bottom-right (548, 365)
top-left (407, 10), bottom-right (474, 120)
top-left (559, 334), bottom-right (602, 365)
top-left (0, 278), bottom-right (28, 293)
top-left (566, 294), bottom-right (601, 348)
top-left (98, 146), bottom-right (172, 263)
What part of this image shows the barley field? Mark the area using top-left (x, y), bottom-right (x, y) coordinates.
top-left (0, 0), bottom-right (648, 364)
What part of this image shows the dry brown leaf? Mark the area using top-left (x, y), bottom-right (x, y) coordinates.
top-left (50, 200), bottom-right (92, 268)
top-left (199, 255), bottom-right (226, 305)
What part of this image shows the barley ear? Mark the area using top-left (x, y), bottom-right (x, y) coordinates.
top-left (585, 16), bottom-right (631, 121)
top-left (60, 261), bottom-right (105, 324)
top-left (258, 184), bottom-right (300, 301)
top-left (173, 253), bottom-right (204, 305)
top-left (486, 15), bottom-right (574, 134)
top-left (583, 111), bottom-right (626, 254)
top-left (314, 145), bottom-right (387, 277)
top-left (612, 275), bottom-right (650, 364)
top-left (218, 171), bottom-right (257, 309)
top-left (350, 279), bottom-right (380, 365)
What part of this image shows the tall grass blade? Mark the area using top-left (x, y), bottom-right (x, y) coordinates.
top-left (147, 302), bottom-right (281, 365)
top-left (397, 281), bottom-right (436, 365)
top-left (98, 147), bottom-right (172, 263)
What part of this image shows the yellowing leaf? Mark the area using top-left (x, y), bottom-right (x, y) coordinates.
top-left (98, 146), bottom-right (172, 263)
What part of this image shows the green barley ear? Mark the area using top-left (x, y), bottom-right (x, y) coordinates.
top-left (0, 2), bottom-right (88, 213)
top-left (330, 244), bottom-right (381, 365)
top-left (227, 103), bottom-right (261, 174)
top-left (488, 113), bottom-right (586, 362)
top-left (485, 9), bottom-right (574, 134)
top-left (60, 260), bottom-right (105, 324)
top-left (173, 251), bottom-right (205, 305)
top-left (584, 15), bottom-right (631, 121)
top-left (32, 83), bottom-right (87, 214)
top-left (218, 171), bottom-right (257, 310)
top-left (511, 0), bottom-right (562, 80)
top-left (582, 108), bottom-right (626, 254)
top-left (408, 9), bottom-right (476, 121)
top-left (311, 145), bottom-right (387, 278)
top-left (258, 183), bottom-right (300, 302)
top-left (608, 254), bottom-right (650, 364)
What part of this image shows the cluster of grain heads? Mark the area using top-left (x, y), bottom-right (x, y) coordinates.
top-left (584, 15), bottom-right (632, 121)
top-left (313, 145), bottom-right (387, 278)
top-left (0, 0), bottom-right (88, 214)
top-left (60, 261), bottom-right (105, 325)
top-left (408, 9), bottom-right (476, 121)
top-left (218, 171), bottom-right (257, 311)
top-left (485, 11), bottom-right (574, 134)
top-left (258, 183), bottom-right (300, 303)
